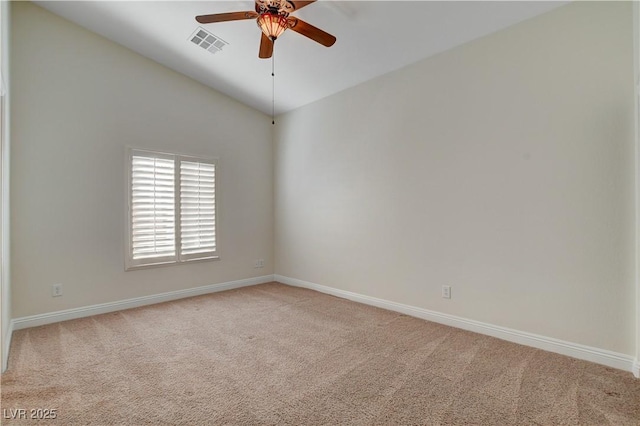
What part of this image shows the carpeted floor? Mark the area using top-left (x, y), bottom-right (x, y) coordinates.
top-left (1, 282), bottom-right (639, 425)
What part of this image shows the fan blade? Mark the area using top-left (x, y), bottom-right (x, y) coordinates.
top-left (287, 17), bottom-right (336, 47)
top-left (259, 33), bottom-right (273, 59)
top-left (290, 1), bottom-right (316, 11)
top-left (196, 11), bottom-right (258, 24)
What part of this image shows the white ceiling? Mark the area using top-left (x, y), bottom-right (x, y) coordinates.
top-left (34, 1), bottom-right (567, 115)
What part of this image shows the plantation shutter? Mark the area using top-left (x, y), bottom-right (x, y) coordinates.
top-left (129, 151), bottom-right (177, 266)
top-left (179, 158), bottom-right (217, 260)
top-left (126, 149), bottom-right (219, 270)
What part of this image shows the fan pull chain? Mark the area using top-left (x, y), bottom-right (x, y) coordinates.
top-left (271, 44), bottom-right (276, 125)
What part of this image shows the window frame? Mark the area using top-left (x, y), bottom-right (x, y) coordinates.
top-left (125, 147), bottom-right (219, 271)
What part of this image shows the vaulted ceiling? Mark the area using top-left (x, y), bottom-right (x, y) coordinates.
top-left (35, 1), bottom-right (567, 115)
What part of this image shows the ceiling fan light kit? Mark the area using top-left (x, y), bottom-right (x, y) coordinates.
top-left (257, 13), bottom-right (288, 40)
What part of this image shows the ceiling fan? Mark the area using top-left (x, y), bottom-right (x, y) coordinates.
top-left (195, 0), bottom-right (336, 59)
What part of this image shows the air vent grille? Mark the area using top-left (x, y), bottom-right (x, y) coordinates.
top-left (190, 28), bottom-right (228, 54)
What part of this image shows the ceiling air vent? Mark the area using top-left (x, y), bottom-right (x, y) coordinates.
top-left (190, 27), bottom-right (228, 54)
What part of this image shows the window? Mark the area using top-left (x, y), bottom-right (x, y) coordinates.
top-left (126, 148), bottom-right (218, 270)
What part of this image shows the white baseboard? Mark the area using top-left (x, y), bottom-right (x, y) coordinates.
top-left (6, 273), bottom-right (638, 378)
top-left (1, 319), bottom-right (13, 373)
top-left (11, 275), bottom-right (275, 332)
top-left (275, 275), bottom-right (637, 376)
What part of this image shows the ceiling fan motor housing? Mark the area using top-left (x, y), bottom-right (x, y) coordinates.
top-left (256, 0), bottom-right (296, 16)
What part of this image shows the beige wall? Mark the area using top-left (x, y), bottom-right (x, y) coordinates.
top-left (10, 2), bottom-right (274, 318)
top-left (275, 2), bottom-right (636, 355)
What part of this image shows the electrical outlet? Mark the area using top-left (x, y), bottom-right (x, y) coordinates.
top-left (52, 284), bottom-right (63, 297)
top-left (254, 259), bottom-right (265, 268)
top-left (442, 285), bottom-right (451, 299)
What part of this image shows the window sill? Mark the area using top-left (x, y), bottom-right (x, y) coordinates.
top-left (125, 256), bottom-right (220, 272)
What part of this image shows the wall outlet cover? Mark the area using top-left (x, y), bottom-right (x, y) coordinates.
top-left (52, 284), bottom-right (63, 297)
top-left (442, 285), bottom-right (451, 299)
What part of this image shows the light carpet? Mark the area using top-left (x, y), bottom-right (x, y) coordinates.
top-left (1, 282), bottom-right (639, 425)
